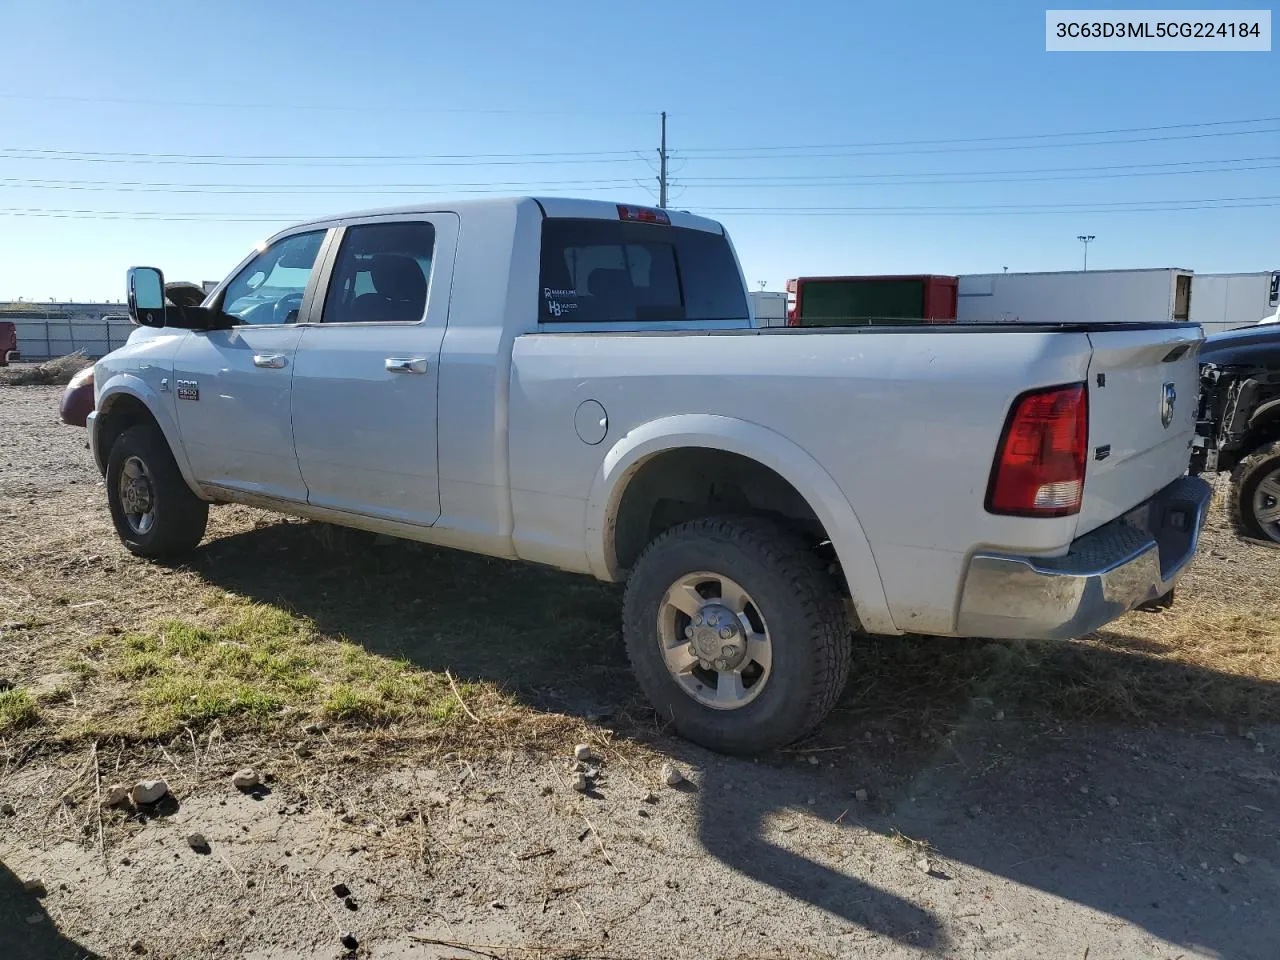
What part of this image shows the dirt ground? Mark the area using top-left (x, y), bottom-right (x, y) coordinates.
top-left (2, 382), bottom-right (1279, 960)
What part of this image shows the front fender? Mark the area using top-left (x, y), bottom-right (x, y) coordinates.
top-left (585, 413), bottom-right (899, 636)
top-left (95, 375), bottom-right (200, 492)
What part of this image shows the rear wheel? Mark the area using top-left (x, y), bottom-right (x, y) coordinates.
top-left (622, 516), bottom-right (852, 754)
top-left (1229, 440), bottom-right (1280, 543)
top-left (106, 424), bottom-right (208, 558)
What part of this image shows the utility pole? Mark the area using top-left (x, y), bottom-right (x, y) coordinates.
top-left (1077, 234), bottom-right (1095, 271)
top-left (657, 111), bottom-right (668, 208)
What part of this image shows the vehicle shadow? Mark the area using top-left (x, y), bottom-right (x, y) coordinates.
top-left (190, 520), bottom-right (1280, 957)
top-left (0, 859), bottom-right (102, 959)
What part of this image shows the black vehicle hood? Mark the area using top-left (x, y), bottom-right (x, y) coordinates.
top-left (1199, 323), bottom-right (1280, 367)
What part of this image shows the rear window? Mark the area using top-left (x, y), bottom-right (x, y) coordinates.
top-left (539, 218), bottom-right (747, 323)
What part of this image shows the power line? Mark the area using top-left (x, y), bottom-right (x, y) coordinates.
top-left (2, 155), bottom-right (1276, 197)
top-left (702, 193), bottom-right (1280, 212)
top-left (672, 126), bottom-right (1280, 162)
top-left (690, 200), bottom-right (1280, 217)
top-left (5, 118), bottom-right (1278, 171)
top-left (675, 114), bottom-right (1280, 154)
top-left (677, 154), bottom-right (1280, 184)
top-left (0, 92), bottom-right (652, 116)
top-left (0, 150), bottom-right (649, 169)
top-left (0, 176), bottom-right (644, 195)
top-left (0, 146), bottom-right (643, 162)
top-left (6, 193), bottom-right (1280, 223)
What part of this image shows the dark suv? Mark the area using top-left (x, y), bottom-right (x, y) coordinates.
top-left (1190, 323), bottom-right (1280, 541)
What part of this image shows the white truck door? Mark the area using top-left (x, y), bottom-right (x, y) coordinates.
top-left (170, 228), bottom-right (330, 502)
top-left (290, 214), bottom-right (458, 526)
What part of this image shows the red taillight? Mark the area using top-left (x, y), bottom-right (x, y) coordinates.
top-left (986, 383), bottom-right (1088, 517)
top-left (617, 204), bottom-right (670, 225)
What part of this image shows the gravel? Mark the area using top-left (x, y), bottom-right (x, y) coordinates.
top-left (130, 780), bottom-right (169, 805)
top-left (103, 785), bottom-right (130, 807)
top-left (0, 384), bottom-right (97, 496)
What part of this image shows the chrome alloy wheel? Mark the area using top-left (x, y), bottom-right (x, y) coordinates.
top-left (118, 455), bottom-right (156, 535)
top-left (1251, 465), bottom-right (1280, 542)
top-left (656, 571), bottom-right (773, 710)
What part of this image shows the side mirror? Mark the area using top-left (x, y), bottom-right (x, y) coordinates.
top-left (128, 267), bottom-right (166, 327)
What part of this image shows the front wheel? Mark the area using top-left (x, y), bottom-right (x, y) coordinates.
top-left (106, 423), bottom-right (209, 558)
top-left (1229, 440), bottom-right (1280, 543)
top-left (622, 516), bottom-right (852, 754)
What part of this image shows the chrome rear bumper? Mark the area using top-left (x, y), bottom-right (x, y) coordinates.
top-left (956, 476), bottom-right (1212, 641)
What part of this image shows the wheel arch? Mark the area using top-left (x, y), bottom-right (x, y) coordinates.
top-left (94, 377), bottom-right (201, 494)
top-left (585, 414), bottom-right (898, 635)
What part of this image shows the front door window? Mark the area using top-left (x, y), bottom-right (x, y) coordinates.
top-left (220, 231), bottom-right (326, 326)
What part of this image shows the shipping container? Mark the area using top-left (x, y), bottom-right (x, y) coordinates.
top-left (784, 275), bottom-right (958, 327)
top-left (956, 268), bottom-right (1193, 326)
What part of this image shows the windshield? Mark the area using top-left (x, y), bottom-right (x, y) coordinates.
top-left (220, 230), bottom-right (325, 325)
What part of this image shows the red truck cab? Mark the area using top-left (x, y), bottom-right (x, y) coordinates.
top-left (0, 321), bottom-right (18, 365)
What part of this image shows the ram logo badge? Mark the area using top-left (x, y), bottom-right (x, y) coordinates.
top-left (176, 379), bottom-right (200, 402)
top-left (1161, 382), bottom-right (1176, 429)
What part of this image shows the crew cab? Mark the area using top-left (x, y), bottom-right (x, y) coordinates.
top-left (89, 197), bottom-right (1211, 753)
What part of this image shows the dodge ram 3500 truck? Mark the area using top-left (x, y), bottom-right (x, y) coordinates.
top-left (90, 197), bottom-right (1211, 754)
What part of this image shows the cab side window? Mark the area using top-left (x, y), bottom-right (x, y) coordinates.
top-left (220, 230), bottom-right (325, 326)
top-left (323, 222), bottom-right (436, 324)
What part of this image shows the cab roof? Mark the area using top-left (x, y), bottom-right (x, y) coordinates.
top-left (280, 196), bottom-right (724, 236)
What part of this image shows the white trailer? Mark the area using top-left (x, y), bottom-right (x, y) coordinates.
top-left (1188, 271), bottom-right (1280, 337)
top-left (957, 268), bottom-right (1194, 326)
top-left (749, 290), bottom-right (789, 327)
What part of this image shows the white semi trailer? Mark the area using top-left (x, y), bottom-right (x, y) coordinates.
top-left (957, 268), bottom-right (1194, 326)
top-left (1188, 271), bottom-right (1280, 336)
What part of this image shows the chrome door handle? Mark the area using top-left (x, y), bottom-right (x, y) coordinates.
top-left (385, 357), bottom-right (428, 374)
top-left (253, 354), bottom-right (287, 369)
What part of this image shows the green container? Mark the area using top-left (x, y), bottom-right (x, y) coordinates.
top-left (798, 279), bottom-right (929, 327)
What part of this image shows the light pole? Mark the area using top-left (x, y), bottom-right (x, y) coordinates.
top-left (1077, 234), bottom-right (1095, 271)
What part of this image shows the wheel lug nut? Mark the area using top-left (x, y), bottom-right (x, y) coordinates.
top-left (706, 614), bottom-right (718, 626)
top-left (719, 626), bottom-right (733, 639)
top-left (693, 615), bottom-right (703, 626)
top-left (721, 645), bottom-right (737, 659)
top-left (713, 658), bottom-right (728, 671)
top-left (684, 626), bottom-right (694, 639)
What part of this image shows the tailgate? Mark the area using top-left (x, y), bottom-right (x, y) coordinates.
top-left (1077, 325), bottom-right (1202, 535)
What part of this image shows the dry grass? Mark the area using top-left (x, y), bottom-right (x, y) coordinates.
top-left (2, 467), bottom-right (1279, 775)
top-left (0, 351), bottom-right (91, 386)
top-left (837, 597), bottom-right (1280, 734)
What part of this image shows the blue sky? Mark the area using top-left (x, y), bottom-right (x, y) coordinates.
top-left (0, 0), bottom-right (1275, 300)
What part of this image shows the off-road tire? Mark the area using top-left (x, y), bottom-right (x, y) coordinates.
top-left (1228, 440), bottom-right (1280, 543)
top-left (623, 516), bottom-right (852, 754)
top-left (106, 423), bottom-right (208, 558)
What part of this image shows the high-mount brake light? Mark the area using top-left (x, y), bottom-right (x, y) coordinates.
top-left (616, 204), bottom-right (670, 225)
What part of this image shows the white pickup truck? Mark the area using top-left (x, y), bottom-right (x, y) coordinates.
top-left (91, 197), bottom-right (1211, 754)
